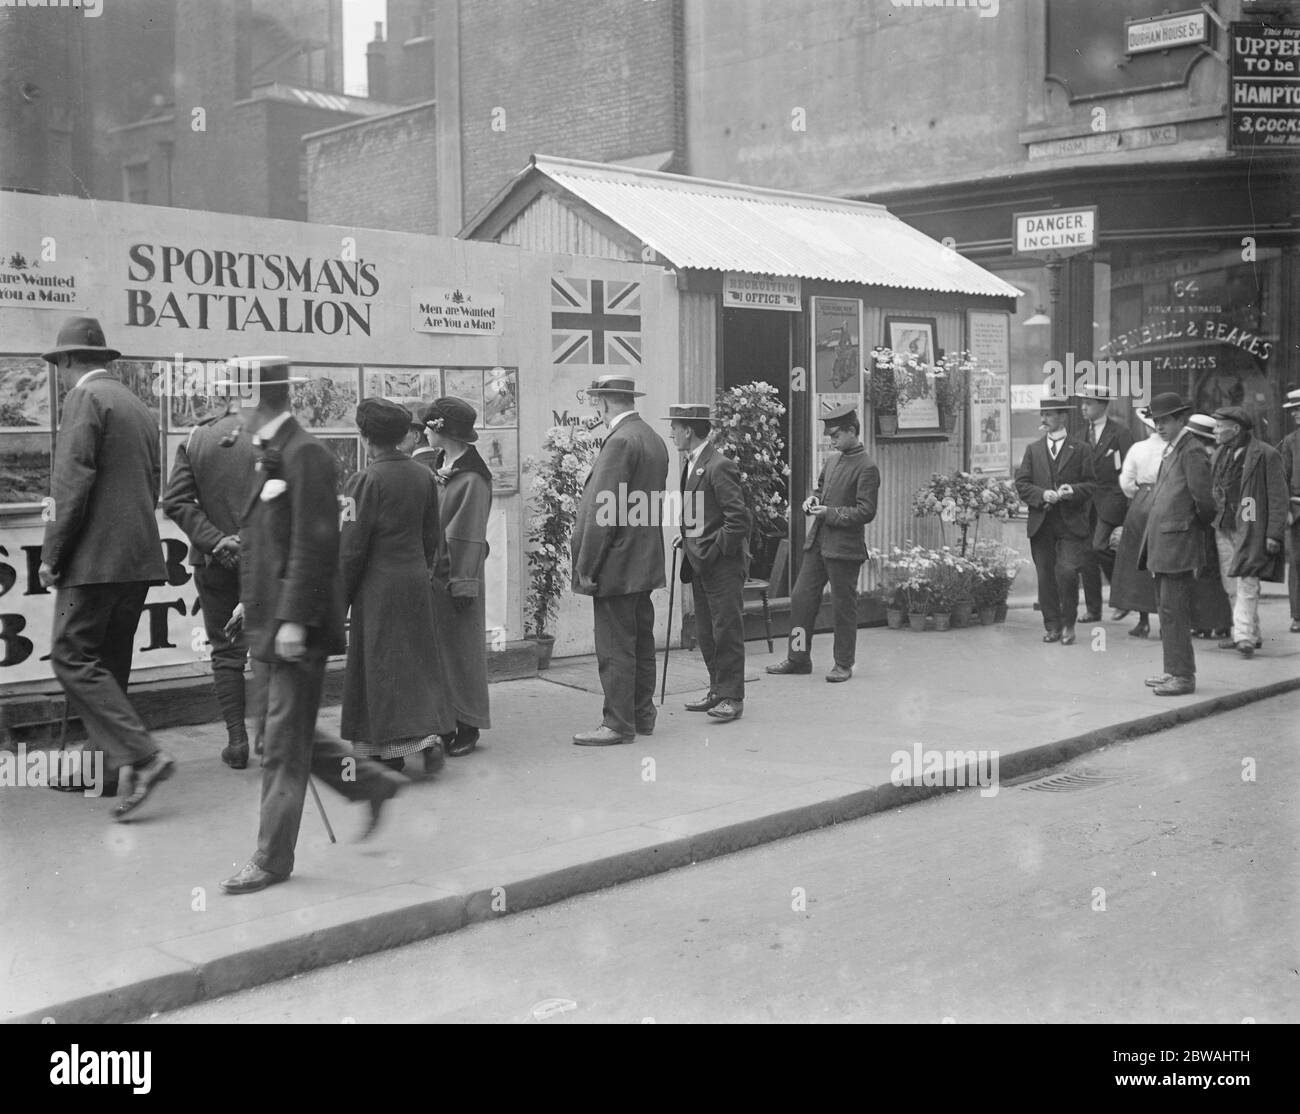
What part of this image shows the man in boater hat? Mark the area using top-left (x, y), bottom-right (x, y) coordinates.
top-left (666, 403), bottom-right (750, 723)
top-left (571, 375), bottom-right (670, 745)
top-left (1279, 388), bottom-right (1300, 633)
top-left (1076, 383), bottom-right (1134, 621)
top-left (40, 316), bottom-right (175, 816)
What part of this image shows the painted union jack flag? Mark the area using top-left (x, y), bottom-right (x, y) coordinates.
top-left (551, 277), bottom-right (642, 365)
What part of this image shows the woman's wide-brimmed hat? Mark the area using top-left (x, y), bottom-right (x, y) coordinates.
top-left (1142, 392), bottom-right (1192, 420)
top-left (420, 396), bottom-right (478, 442)
top-left (41, 316), bottom-right (121, 363)
top-left (585, 374), bottom-right (645, 397)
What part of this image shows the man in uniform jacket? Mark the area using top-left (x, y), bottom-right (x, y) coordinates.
top-left (767, 404), bottom-right (879, 682)
top-left (38, 317), bottom-right (175, 817)
top-left (1076, 385), bottom-right (1134, 621)
top-left (1279, 389), bottom-right (1300, 633)
top-left (666, 403), bottom-right (751, 723)
top-left (570, 375), bottom-right (670, 746)
top-left (1138, 393), bottom-right (1217, 696)
top-left (1208, 405), bottom-right (1289, 656)
top-left (220, 358), bottom-right (404, 895)
top-left (1014, 395), bottom-right (1098, 645)
top-left (161, 383), bottom-right (258, 769)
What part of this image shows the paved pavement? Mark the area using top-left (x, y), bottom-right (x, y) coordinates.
top-left (3, 597), bottom-right (1297, 1024)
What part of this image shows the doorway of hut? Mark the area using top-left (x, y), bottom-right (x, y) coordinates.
top-left (720, 305), bottom-right (795, 591)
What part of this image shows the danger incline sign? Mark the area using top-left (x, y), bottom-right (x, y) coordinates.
top-left (1013, 207), bottom-right (1098, 257)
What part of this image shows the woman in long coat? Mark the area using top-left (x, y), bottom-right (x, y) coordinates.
top-left (340, 397), bottom-right (453, 776)
top-left (417, 397), bottom-right (493, 756)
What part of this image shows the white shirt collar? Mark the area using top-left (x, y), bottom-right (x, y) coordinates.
top-left (1046, 429), bottom-right (1067, 442)
top-left (74, 368), bottom-right (109, 389)
top-left (252, 409), bottom-right (293, 445)
top-left (687, 442), bottom-right (708, 470)
top-left (608, 410), bottom-right (637, 430)
top-left (1092, 417), bottom-right (1107, 436)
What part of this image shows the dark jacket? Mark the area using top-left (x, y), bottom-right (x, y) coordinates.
top-left (571, 413), bottom-right (669, 597)
top-left (1015, 435), bottom-right (1097, 540)
top-left (239, 416), bottom-right (346, 663)
top-left (42, 373), bottom-right (167, 586)
top-left (1277, 428), bottom-right (1300, 531)
top-left (428, 447), bottom-right (492, 598)
top-left (1211, 436), bottom-right (1288, 581)
top-left (161, 408), bottom-right (257, 565)
top-left (1138, 430), bottom-right (1216, 575)
top-left (1087, 417), bottom-right (1134, 526)
top-left (679, 441), bottom-right (750, 582)
top-left (805, 442), bottom-right (880, 562)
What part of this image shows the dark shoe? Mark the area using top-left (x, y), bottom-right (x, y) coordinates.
top-left (1111, 609), bottom-right (1130, 621)
top-left (446, 725), bottom-right (479, 757)
top-left (1145, 673), bottom-right (1172, 688)
top-left (636, 722), bottom-right (655, 736)
top-left (1154, 675), bottom-right (1196, 696)
top-left (1128, 622), bottom-right (1150, 639)
top-left (765, 659), bottom-right (811, 675)
top-left (1217, 638), bottom-right (1236, 650)
top-left (825, 665), bottom-right (853, 683)
top-left (706, 698), bottom-right (743, 721)
top-left (220, 861), bottom-right (289, 895)
top-left (1060, 626), bottom-right (1077, 646)
top-left (1291, 620), bottom-right (1300, 633)
top-left (573, 725), bottom-right (634, 746)
top-left (684, 692), bottom-right (722, 712)
top-left (1042, 629), bottom-right (1062, 643)
top-left (420, 736), bottom-right (446, 777)
top-left (1212, 628), bottom-right (1230, 640)
top-left (221, 742), bottom-right (249, 770)
top-left (1080, 612), bottom-right (1102, 623)
top-left (110, 753), bottom-right (175, 821)
top-left (1235, 640), bottom-right (1256, 657)
top-left (361, 774), bottom-right (403, 840)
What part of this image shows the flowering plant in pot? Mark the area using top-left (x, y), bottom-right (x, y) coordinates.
top-left (867, 347), bottom-right (926, 435)
top-left (712, 381), bottom-right (790, 579)
top-left (971, 538), bottom-right (1024, 620)
top-left (523, 421), bottom-right (602, 652)
top-left (931, 350), bottom-right (975, 431)
top-left (912, 470), bottom-right (1022, 557)
top-left (927, 548), bottom-right (979, 628)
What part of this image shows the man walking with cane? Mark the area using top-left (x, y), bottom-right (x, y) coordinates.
top-left (666, 403), bottom-right (751, 723)
top-left (571, 375), bottom-right (669, 746)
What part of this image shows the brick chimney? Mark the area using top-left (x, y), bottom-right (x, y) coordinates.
top-left (366, 21), bottom-right (387, 101)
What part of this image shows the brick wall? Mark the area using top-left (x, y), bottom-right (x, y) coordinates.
top-left (306, 103), bottom-right (440, 234)
top-left (457, 0), bottom-right (685, 218)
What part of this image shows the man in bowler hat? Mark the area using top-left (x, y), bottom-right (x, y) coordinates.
top-left (40, 316), bottom-right (176, 817)
top-left (1139, 393), bottom-right (1217, 696)
top-left (767, 404), bottom-right (879, 682)
top-left (1014, 393), bottom-right (1098, 645)
top-left (220, 357), bottom-right (404, 894)
top-left (666, 403), bottom-right (751, 723)
top-left (571, 375), bottom-right (670, 745)
top-left (1076, 384), bottom-right (1134, 621)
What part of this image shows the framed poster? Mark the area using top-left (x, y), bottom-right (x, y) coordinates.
top-left (967, 311), bottom-right (1012, 476)
top-left (884, 316), bottom-right (941, 433)
top-left (290, 365), bottom-right (360, 431)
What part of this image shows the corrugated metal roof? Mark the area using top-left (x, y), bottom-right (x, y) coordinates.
top-left (517, 156), bottom-right (1021, 298)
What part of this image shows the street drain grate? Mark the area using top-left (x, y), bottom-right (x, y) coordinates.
top-left (1019, 770), bottom-right (1125, 793)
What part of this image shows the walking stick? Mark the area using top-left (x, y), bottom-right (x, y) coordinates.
top-left (660, 545), bottom-right (679, 706)
top-left (308, 776), bottom-right (337, 844)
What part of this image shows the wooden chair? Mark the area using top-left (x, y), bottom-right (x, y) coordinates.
top-left (744, 538), bottom-right (789, 653)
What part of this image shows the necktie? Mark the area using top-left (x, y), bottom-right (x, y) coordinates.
top-left (1087, 424), bottom-right (1096, 446)
top-left (1049, 439), bottom-right (1060, 461)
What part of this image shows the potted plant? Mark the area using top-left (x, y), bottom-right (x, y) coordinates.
top-left (931, 350), bottom-right (974, 433)
top-left (911, 470), bottom-right (1022, 557)
top-left (867, 549), bottom-right (907, 629)
top-left (885, 543), bottom-right (935, 631)
top-left (868, 347), bottom-right (923, 437)
top-left (523, 420), bottom-right (602, 666)
top-left (928, 548), bottom-right (978, 631)
top-left (712, 381), bottom-right (790, 580)
top-left (972, 538), bottom-right (1024, 622)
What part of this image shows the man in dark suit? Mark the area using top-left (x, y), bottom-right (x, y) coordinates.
top-left (1014, 395), bottom-right (1098, 645)
top-left (1076, 384), bottom-right (1134, 621)
top-left (666, 403), bottom-right (751, 723)
top-left (161, 381), bottom-right (258, 769)
top-left (1138, 393), bottom-right (1217, 696)
top-left (767, 404), bottom-right (880, 682)
top-left (39, 317), bottom-right (175, 818)
top-left (1279, 389), bottom-right (1300, 634)
top-left (571, 374), bottom-right (670, 746)
top-left (220, 357), bottom-right (403, 895)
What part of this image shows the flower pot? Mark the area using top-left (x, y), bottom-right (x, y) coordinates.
top-left (994, 603), bottom-right (1008, 623)
top-left (978, 607), bottom-right (996, 626)
top-left (878, 413), bottom-right (899, 436)
top-left (534, 634), bottom-right (556, 670)
top-left (950, 601), bottom-right (973, 628)
top-left (907, 611), bottom-right (927, 632)
top-left (933, 612), bottom-right (952, 632)
top-left (886, 608), bottom-right (905, 630)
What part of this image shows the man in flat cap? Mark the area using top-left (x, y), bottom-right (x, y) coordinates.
top-left (768, 403), bottom-right (879, 682)
top-left (1076, 384), bottom-right (1134, 621)
top-left (571, 375), bottom-right (670, 745)
top-left (667, 403), bottom-right (751, 722)
top-left (220, 358), bottom-right (404, 894)
top-left (40, 316), bottom-right (175, 817)
top-left (161, 365), bottom-right (259, 770)
top-left (1279, 389), bottom-right (1300, 633)
top-left (1209, 405), bottom-right (1288, 656)
top-left (1139, 393), bottom-right (1217, 696)
top-left (1014, 393), bottom-right (1097, 645)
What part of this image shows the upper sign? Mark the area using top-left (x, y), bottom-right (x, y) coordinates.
top-left (1125, 10), bottom-right (1208, 55)
top-left (723, 272), bottom-right (801, 312)
top-left (1013, 207), bottom-right (1098, 258)
top-left (1229, 21), bottom-right (1300, 153)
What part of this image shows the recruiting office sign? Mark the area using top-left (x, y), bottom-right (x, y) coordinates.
top-left (1230, 21), bottom-right (1300, 152)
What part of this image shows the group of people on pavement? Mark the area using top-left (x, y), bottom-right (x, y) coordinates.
top-left (1015, 382), bottom-right (1299, 697)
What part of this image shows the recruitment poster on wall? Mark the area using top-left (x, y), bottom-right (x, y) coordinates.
top-left (811, 297), bottom-right (864, 482)
top-left (967, 311), bottom-right (1011, 475)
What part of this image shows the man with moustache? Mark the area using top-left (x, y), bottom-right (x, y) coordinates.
top-left (220, 357), bottom-right (404, 895)
top-left (1014, 393), bottom-right (1098, 645)
top-left (1139, 393), bottom-right (1217, 696)
top-left (1076, 384), bottom-right (1134, 622)
top-left (666, 403), bottom-right (751, 723)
